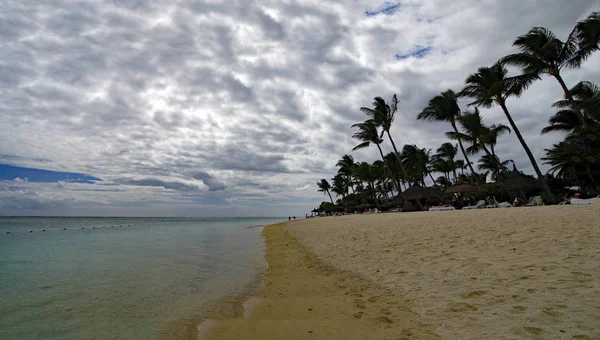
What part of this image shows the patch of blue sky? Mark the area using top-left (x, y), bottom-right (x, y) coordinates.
top-left (0, 164), bottom-right (101, 184)
top-left (395, 46), bottom-right (432, 60)
top-left (365, 2), bottom-right (401, 16)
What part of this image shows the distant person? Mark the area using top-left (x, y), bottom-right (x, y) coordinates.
top-left (288, 216), bottom-right (291, 221)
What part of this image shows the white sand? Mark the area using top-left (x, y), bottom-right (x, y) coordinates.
top-left (287, 202), bottom-right (600, 339)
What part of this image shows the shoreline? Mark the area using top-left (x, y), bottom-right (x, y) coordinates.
top-left (287, 203), bottom-right (600, 339)
top-left (158, 223), bottom-right (273, 340)
top-left (201, 222), bottom-right (437, 339)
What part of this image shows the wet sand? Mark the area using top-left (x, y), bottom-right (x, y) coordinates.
top-left (202, 223), bottom-right (437, 339)
top-left (204, 201), bottom-right (599, 339)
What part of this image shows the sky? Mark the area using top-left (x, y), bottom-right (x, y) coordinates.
top-left (1, 0), bottom-right (599, 216)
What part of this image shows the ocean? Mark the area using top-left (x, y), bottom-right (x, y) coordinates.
top-left (0, 216), bottom-right (285, 340)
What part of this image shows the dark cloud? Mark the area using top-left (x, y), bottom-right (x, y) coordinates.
top-left (189, 171), bottom-right (226, 191)
top-left (114, 178), bottom-right (201, 192)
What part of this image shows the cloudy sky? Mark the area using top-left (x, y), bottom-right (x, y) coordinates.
top-left (1, 0), bottom-right (599, 216)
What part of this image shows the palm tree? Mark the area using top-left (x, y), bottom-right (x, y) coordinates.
top-left (316, 178), bottom-right (334, 204)
top-left (447, 109), bottom-right (494, 156)
top-left (360, 95), bottom-right (410, 186)
top-left (545, 81), bottom-right (600, 134)
top-left (543, 81), bottom-right (600, 191)
top-left (574, 12), bottom-right (600, 55)
top-left (542, 141), bottom-right (597, 191)
top-left (336, 154), bottom-right (357, 193)
top-left (351, 120), bottom-right (403, 191)
top-left (353, 162), bottom-right (381, 208)
top-left (434, 142), bottom-right (459, 183)
top-left (331, 174), bottom-right (348, 199)
top-left (484, 123), bottom-right (512, 157)
top-left (460, 62), bottom-right (557, 203)
top-left (418, 89), bottom-right (477, 174)
top-left (400, 145), bottom-right (429, 186)
top-left (501, 13), bottom-right (600, 126)
top-left (478, 154), bottom-right (513, 181)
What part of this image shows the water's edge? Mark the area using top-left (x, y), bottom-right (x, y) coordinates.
top-left (194, 222), bottom-right (283, 340)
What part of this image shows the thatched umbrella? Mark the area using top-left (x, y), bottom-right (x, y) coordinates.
top-left (501, 173), bottom-right (541, 191)
top-left (401, 185), bottom-right (439, 200)
top-left (444, 183), bottom-right (487, 194)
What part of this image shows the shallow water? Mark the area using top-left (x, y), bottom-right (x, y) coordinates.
top-left (0, 217), bottom-right (284, 340)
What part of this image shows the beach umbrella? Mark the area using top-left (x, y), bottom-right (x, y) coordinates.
top-left (401, 185), bottom-right (439, 200)
top-left (500, 173), bottom-right (541, 191)
top-left (444, 183), bottom-right (487, 194)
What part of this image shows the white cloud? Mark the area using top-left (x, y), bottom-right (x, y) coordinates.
top-left (0, 0), bottom-right (598, 215)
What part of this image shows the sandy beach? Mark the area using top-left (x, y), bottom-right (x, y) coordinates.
top-left (205, 201), bottom-right (599, 339)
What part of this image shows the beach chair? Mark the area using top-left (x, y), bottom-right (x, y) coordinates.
top-left (462, 200), bottom-right (486, 210)
top-left (524, 196), bottom-right (542, 206)
top-left (569, 198), bottom-right (593, 205)
top-left (429, 206), bottom-right (455, 211)
top-left (485, 196), bottom-right (499, 208)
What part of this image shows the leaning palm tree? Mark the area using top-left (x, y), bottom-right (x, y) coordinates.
top-left (501, 13), bottom-right (600, 126)
top-left (316, 178), bottom-right (334, 204)
top-left (418, 89), bottom-right (477, 174)
top-left (360, 95), bottom-right (410, 184)
top-left (351, 120), bottom-right (403, 191)
top-left (459, 62), bottom-right (557, 203)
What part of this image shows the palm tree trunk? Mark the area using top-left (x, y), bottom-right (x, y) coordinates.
top-left (326, 190), bottom-right (334, 204)
top-left (498, 102), bottom-right (557, 203)
top-left (428, 172), bottom-right (436, 185)
top-left (376, 142), bottom-right (403, 193)
top-left (583, 164), bottom-right (598, 194)
top-left (451, 122), bottom-right (477, 175)
top-left (385, 131), bottom-right (410, 188)
top-left (383, 133), bottom-right (423, 209)
top-left (553, 73), bottom-right (587, 127)
top-left (572, 167), bottom-right (583, 191)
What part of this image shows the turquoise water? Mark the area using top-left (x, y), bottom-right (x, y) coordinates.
top-left (0, 217), bottom-right (284, 339)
